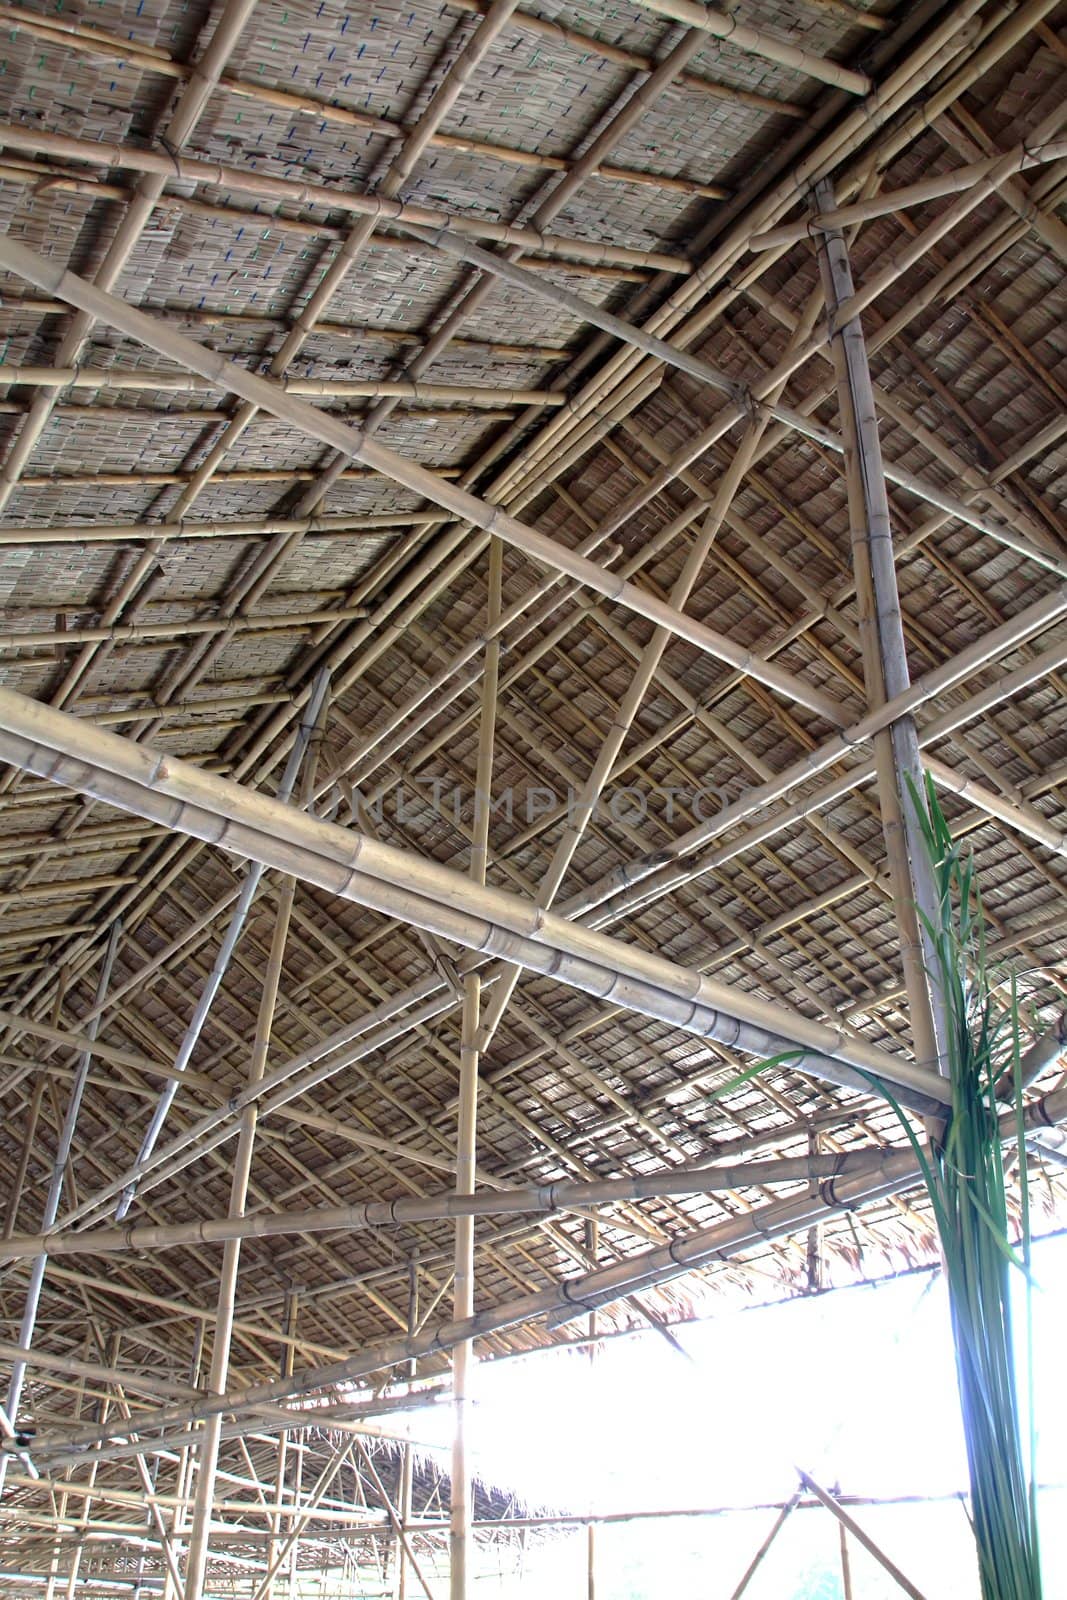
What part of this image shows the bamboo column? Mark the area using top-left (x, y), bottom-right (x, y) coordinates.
top-left (395, 1259), bottom-right (418, 1600)
top-left (266, 1291), bottom-right (299, 1600)
top-left (451, 540), bottom-right (501, 1599)
top-left (586, 1218), bottom-right (599, 1600)
top-left (813, 179), bottom-right (948, 1077)
top-left (162, 1324), bottom-right (204, 1600)
top-left (182, 673), bottom-right (330, 1600)
top-left (0, 919), bottom-right (121, 1499)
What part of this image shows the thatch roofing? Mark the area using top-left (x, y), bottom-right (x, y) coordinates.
top-left (0, 0), bottom-right (1064, 1589)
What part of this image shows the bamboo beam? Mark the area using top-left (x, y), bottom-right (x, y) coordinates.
top-left (628, 0), bottom-right (871, 92)
top-left (0, 1153), bottom-right (896, 1261)
top-left (0, 512), bottom-right (424, 548)
top-left (0, 0), bottom-right (260, 518)
top-left (0, 368), bottom-right (567, 407)
top-left (181, 674), bottom-right (329, 1600)
top-left (813, 180), bottom-right (947, 1077)
top-left (0, 682), bottom-right (948, 1104)
top-left (0, 124), bottom-right (689, 275)
top-left (0, 232), bottom-right (847, 725)
top-left (750, 132), bottom-right (1067, 249)
top-left (22, 1080), bottom-right (1067, 1463)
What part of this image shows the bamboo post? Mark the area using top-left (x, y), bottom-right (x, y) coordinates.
top-left (0, 919), bottom-right (121, 1498)
top-left (839, 1516), bottom-right (854, 1600)
top-left (162, 1323), bottom-right (204, 1600)
top-left (450, 540), bottom-right (500, 1599)
top-left (181, 672), bottom-right (330, 1599)
top-left (813, 179), bottom-right (948, 1078)
top-left (266, 1290), bottom-right (299, 1600)
top-left (727, 1491), bottom-right (801, 1599)
top-left (395, 1259), bottom-right (419, 1600)
top-left (798, 1472), bottom-right (927, 1599)
top-left (586, 1218), bottom-right (599, 1600)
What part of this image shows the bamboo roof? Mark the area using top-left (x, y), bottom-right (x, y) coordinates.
top-left (0, 0), bottom-right (1064, 1590)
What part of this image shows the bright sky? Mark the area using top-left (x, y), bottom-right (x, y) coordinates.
top-left (399, 1230), bottom-right (1067, 1595)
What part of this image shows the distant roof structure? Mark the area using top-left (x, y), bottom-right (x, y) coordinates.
top-left (0, 0), bottom-right (1064, 1591)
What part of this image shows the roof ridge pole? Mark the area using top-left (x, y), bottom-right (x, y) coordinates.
top-left (0, 917), bottom-right (122, 1500)
top-left (451, 540), bottom-right (501, 1600)
top-left (181, 671), bottom-right (331, 1600)
top-left (812, 181), bottom-right (947, 1085)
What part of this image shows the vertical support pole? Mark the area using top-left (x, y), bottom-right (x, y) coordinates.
top-left (164, 1323), bottom-right (204, 1600)
top-left (267, 1289), bottom-right (299, 1600)
top-left (814, 183), bottom-right (946, 1078)
top-left (450, 539), bottom-right (501, 1600)
top-left (839, 1517), bottom-right (854, 1600)
top-left (395, 1257), bottom-right (419, 1600)
top-left (585, 1218), bottom-right (599, 1600)
top-left (183, 673), bottom-right (330, 1600)
top-left (0, 920), bottom-right (121, 1498)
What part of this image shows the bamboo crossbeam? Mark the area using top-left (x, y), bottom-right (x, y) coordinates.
top-left (0, 608), bottom-right (369, 653)
top-left (0, 233), bottom-right (849, 724)
top-left (0, 368), bottom-right (567, 407)
top-left (750, 133), bottom-right (1067, 249)
top-left (0, 513), bottom-right (430, 548)
top-left (7, 0), bottom-right (807, 121)
top-left (23, 1081), bottom-right (1067, 1462)
top-left (628, 0), bottom-right (871, 92)
top-left (0, 297), bottom-right (571, 362)
top-left (0, 1153), bottom-right (892, 1262)
top-left (0, 124), bottom-right (690, 274)
top-left (0, 682), bottom-right (948, 1103)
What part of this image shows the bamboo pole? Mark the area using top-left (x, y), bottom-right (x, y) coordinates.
top-left (395, 1261), bottom-right (418, 1600)
top-left (0, 682), bottom-right (949, 1105)
top-left (181, 673), bottom-right (330, 1600)
top-left (0, 368), bottom-right (567, 406)
top-left (24, 1081), bottom-right (1067, 1463)
top-left (450, 539), bottom-right (499, 1600)
top-left (0, 1151), bottom-right (900, 1273)
top-left (262, 1293), bottom-right (299, 1599)
top-left (813, 181), bottom-right (946, 1078)
top-left (797, 1472), bottom-right (926, 1598)
top-left (114, 675), bottom-right (329, 1223)
top-left (750, 132), bottom-right (1067, 249)
top-left (628, 0), bottom-right (871, 92)
top-left (0, 608), bottom-right (369, 654)
top-left (0, 920), bottom-right (121, 1498)
top-left (0, 123), bottom-right (688, 275)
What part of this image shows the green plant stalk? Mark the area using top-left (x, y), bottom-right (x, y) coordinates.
top-left (888, 776), bottom-right (1043, 1599)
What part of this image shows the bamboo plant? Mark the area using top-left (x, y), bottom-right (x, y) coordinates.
top-left (885, 776), bottom-right (1042, 1600)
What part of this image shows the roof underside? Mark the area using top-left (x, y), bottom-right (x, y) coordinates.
top-left (0, 0), bottom-right (1064, 1588)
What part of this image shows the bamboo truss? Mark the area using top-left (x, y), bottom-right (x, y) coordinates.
top-left (0, 0), bottom-right (1064, 1593)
